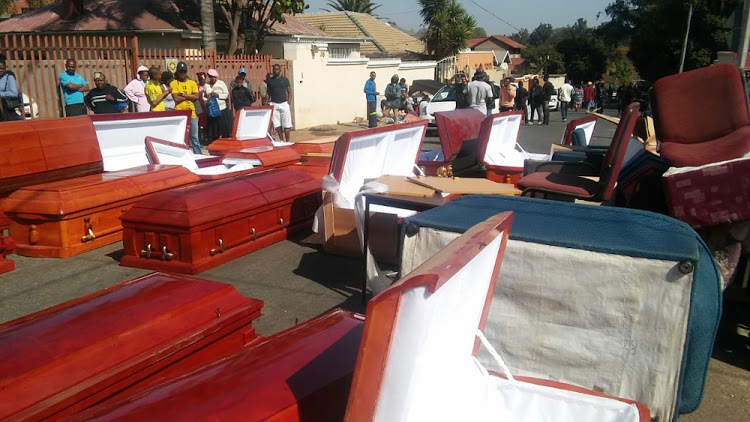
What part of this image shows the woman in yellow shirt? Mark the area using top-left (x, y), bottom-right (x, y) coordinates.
top-left (144, 67), bottom-right (171, 111)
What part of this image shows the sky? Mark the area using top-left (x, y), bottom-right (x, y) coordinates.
top-left (302, 0), bottom-right (614, 35)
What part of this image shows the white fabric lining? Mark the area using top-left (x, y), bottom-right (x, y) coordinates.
top-left (481, 113), bottom-right (550, 166)
top-left (663, 154), bottom-right (750, 176)
top-left (401, 230), bottom-right (691, 422)
top-left (150, 141), bottom-right (257, 175)
top-left (234, 108), bottom-right (273, 141)
top-left (562, 119), bottom-right (597, 145)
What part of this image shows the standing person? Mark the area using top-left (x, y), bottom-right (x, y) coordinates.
top-left (383, 74), bottom-right (402, 124)
top-left (529, 78), bottom-right (543, 124)
top-left (573, 83), bottom-right (584, 111)
top-left (144, 67), bottom-right (170, 111)
top-left (161, 71), bottom-right (175, 111)
top-left (363, 71), bottom-right (379, 128)
top-left (584, 81), bottom-right (595, 111)
top-left (515, 80), bottom-right (529, 125)
top-left (231, 75), bottom-right (255, 110)
top-left (124, 65), bottom-right (150, 112)
top-left (203, 69), bottom-right (232, 142)
top-left (83, 72), bottom-right (128, 114)
top-left (259, 73), bottom-right (271, 105)
top-left (559, 79), bottom-right (574, 121)
top-left (0, 60), bottom-right (22, 121)
top-left (419, 94), bottom-right (431, 118)
top-left (484, 74), bottom-right (500, 116)
top-left (467, 71), bottom-right (492, 116)
top-left (452, 73), bottom-right (470, 109)
top-left (597, 82), bottom-right (607, 112)
top-left (195, 72), bottom-right (208, 143)
top-left (59, 58), bottom-right (89, 117)
top-left (541, 74), bottom-right (555, 125)
top-left (499, 76), bottom-right (516, 112)
top-left (398, 78), bottom-right (409, 112)
top-left (170, 62), bottom-right (201, 154)
top-left (237, 66), bottom-right (249, 88)
top-left (267, 64), bottom-right (292, 142)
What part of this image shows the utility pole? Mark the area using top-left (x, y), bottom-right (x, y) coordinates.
top-left (678, 1), bottom-right (695, 73)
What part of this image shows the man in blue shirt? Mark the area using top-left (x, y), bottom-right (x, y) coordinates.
top-left (364, 71), bottom-right (379, 128)
top-left (59, 58), bottom-right (89, 117)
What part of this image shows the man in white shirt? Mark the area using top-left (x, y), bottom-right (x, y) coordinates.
top-left (467, 71), bottom-right (493, 116)
top-left (559, 79), bottom-right (574, 121)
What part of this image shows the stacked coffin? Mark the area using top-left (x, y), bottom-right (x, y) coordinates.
top-left (0, 272), bottom-right (264, 421)
top-left (1, 113), bottom-right (202, 258)
top-left (70, 212), bottom-right (650, 421)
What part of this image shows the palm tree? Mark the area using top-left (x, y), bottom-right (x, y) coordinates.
top-left (421, 1), bottom-right (475, 58)
top-left (324, 0), bottom-right (381, 14)
top-left (201, 0), bottom-right (217, 52)
top-left (417, 0), bottom-right (449, 25)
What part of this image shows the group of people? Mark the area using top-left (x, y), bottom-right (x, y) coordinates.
top-left (364, 72), bottom-right (417, 127)
top-left (55, 59), bottom-right (292, 153)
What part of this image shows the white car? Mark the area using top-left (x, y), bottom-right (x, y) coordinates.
top-left (420, 83), bottom-right (501, 125)
top-left (548, 92), bottom-right (559, 111)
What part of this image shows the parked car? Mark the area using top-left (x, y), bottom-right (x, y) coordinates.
top-left (420, 82), bottom-right (501, 125)
top-left (548, 91), bottom-right (559, 111)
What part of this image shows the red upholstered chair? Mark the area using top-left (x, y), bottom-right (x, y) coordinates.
top-left (651, 63), bottom-right (750, 167)
top-left (517, 103), bottom-right (640, 202)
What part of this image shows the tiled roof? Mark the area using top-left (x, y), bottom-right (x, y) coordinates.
top-left (296, 11), bottom-right (424, 57)
top-left (0, 0), bottom-right (200, 32)
top-left (509, 57), bottom-right (526, 71)
top-left (468, 35), bottom-right (526, 51)
top-left (467, 37), bottom-right (486, 49)
top-left (269, 14), bottom-right (328, 36)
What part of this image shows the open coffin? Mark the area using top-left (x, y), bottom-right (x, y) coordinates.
top-left (399, 195), bottom-right (720, 422)
top-left (0, 272), bottom-right (263, 421)
top-left (477, 111), bottom-right (549, 184)
top-left (120, 169), bottom-right (321, 274)
top-left (207, 106), bottom-right (278, 155)
top-left (345, 211), bottom-right (648, 422)
top-left (561, 114), bottom-right (597, 145)
top-left (417, 109), bottom-right (484, 176)
top-left (70, 309), bottom-right (364, 422)
top-left (322, 120), bottom-right (427, 258)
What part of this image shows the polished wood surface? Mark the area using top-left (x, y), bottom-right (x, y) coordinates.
top-left (290, 139), bottom-right (336, 155)
top-left (120, 169), bottom-right (322, 274)
top-left (4, 166), bottom-right (199, 258)
top-left (0, 272), bottom-right (263, 422)
top-left (0, 235), bottom-right (15, 274)
top-left (72, 309), bottom-right (363, 422)
top-left (224, 146), bottom-right (301, 167)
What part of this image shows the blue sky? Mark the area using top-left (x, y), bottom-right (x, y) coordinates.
top-left (302, 0), bottom-right (614, 35)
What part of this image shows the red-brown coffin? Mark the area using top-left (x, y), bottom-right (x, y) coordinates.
top-left (2, 165), bottom-right (199, 258)
top-left (223, 146), bottom-right (302, 168)
top-left (72, 309), bottom-right (363, 422)
top-left (476, 110), bottom-right (525, 184)
top-left (207, 106), bottom-right (275, 155)
top-left (0, 272), bottom-right (264, 422)
top-left (120, 169), bottom-right (322, 274)
top-left (417, 109), bottom-right (484, 176)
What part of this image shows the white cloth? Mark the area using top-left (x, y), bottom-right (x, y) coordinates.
top-left (203, 80), bottom-right (229, 110)
top-left (270, 101), bottom-right (292, 128)
top-left (124, 78), bottom-right (149, 112)
top-left (467, 80), bottom-right (492, 115)
top-left (559, 83), bottom-right (574, 102)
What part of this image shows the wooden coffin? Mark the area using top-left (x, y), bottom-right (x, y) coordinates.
top-left (323, 121), bottom-right (427, 259)
top-left (282, 154), bottom-right (332, 182)
top-left (120, 169), bottom-right (322, 274)
top-left (0, 272), bottom-right (263, 422)
top-left (561, 114), bottom-right (598, 146)
top-left (223, 146), bottom-right (302, 169)
top-left (0, 234), bottom-right (14, 274)
top-left (3, 165), bottom-right (199, 258)
top-left (290, 138), bottom-right (336, 155)
top-left (71, 309), bottom-right (363, 422)
top-left (345, 212), bottom-right (649, 422)
top-left (476, 111), bottom-right (547, 185)
top-left (417, 109), bottom-right (484, 176)
top-left (207, 106), bottom-right (276, 155)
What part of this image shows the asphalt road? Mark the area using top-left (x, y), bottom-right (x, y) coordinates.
top-left (0, 107), bottom-right (747, 421)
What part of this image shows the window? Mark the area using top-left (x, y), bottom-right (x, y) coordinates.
top-left (329, 46), bottom-right (354, 59)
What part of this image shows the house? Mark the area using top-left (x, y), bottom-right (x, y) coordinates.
top-left (467, 35), bottom-right (526, 73)
top-left (295, 11), bottom-right (426, 58)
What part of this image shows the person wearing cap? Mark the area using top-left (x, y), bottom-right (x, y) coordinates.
top-left (238, 66), bottom-right (249, 88)
top-left (59, 58), bottom-right (90, 117)
top-left (170, 61), bottom-right (201, 154)
top-left (467, 71), bottom-right (492, 115)
top-left (203, 68), bottom-right (232, 142)
top-left (124, 65), bottom-right (150, 112)
top-left (267, 64), bottom-right (292, 142)
top-left (83, 72), bottom-right (128, 114)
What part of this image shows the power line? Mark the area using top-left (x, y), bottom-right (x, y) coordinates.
top-left (470, 0), bottom-right (521, 32)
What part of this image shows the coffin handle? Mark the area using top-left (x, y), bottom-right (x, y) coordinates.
top-left (29, 225), bottom-right (39, 245)
top-left (279, 218), bottom-right (285, 229)
top-left (161, 245), bottom-right (174, 261)
top-left (210, 238), bottom-right (225, 256)
top-left (251, 228), bottom-right (257, 241)
top-left (140, 244), bottom-right (152, 259)
top-left (81, 229), bottom-right (96, 243)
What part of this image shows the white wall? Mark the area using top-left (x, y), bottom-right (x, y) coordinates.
top-left (281, 42), bottom-right (436, 129)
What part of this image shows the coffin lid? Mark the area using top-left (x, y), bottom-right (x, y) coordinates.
top-left (476, 111), bottom-right (524, 167)
top-left (72, 309), bottom-right (363, 421)
top-left (122, 169), bottom-right (320, 228)
top-left (0, 272), bottom-right (263, 422)
top-left (432, 109), bottom-right (485, 163)
top-left (0, 117), bottom-right (102, 195)
top-left (232, 106), bottom-right (274, 142)
top-left (329, 121), bottom-right (427, 207)
top-left (224, 146), bottom-right (301, 167)
top-left (2, 165), bottom-right (198, 216)
top-left (345, 212), bottom-right (513, 422)
top-left (91, 111), bottom-right (191, 172)
top-left (561, 115), bottom-right (597, 145)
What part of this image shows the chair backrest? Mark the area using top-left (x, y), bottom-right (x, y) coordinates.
top-left (652, 63), bottom-right (749, 145)
top-left (598, 102), bottom-right (640, 201)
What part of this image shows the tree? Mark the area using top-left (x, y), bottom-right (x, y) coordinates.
top-left (519, 44), bottom-right (565, 75)
top-left (419, 0), bottom-right (476, 58)
top-left (214, 0), bottom-right (308, 54)
top-left (201, 0), bottom-right (217, 52)
top-left (0, 0), bottom-right (50, 14)
top-left (528, 23), bottom-right (553, 46)
top-left (324, 0), bottom-right (380, 14)
top-left (603, 45), bottom-right (637, 85)
top-left (555, 18), bottom-right (607, 83)
top-left (472, 26), bottom-right (487, 38)
top-left (509, 28), bottom-right (530, 46)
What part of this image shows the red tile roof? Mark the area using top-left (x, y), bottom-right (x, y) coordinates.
top-left (467, 37), bottom-right (486, 49)
top-left (270, 14), bottom-right (328, 36)
top-left (509, 57), bottom-right (526, 71)
top-left (467, 35), bottom-right (526, 51)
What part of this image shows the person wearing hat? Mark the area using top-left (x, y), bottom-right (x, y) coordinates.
top-left (83, 72), bottom-right (128, 114)
top-left (584, 81), bottom-right (595, 111)
top-left (124, 65), bottom-right (150, 112)
top-left (170, 61), bottom-right (201, 154)
top-left (238, 66), bottom-right (249, 88)
top-left (59, 58), bottom-right (90, 117)
top-left (203, 68), bottom-right (232, 142)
